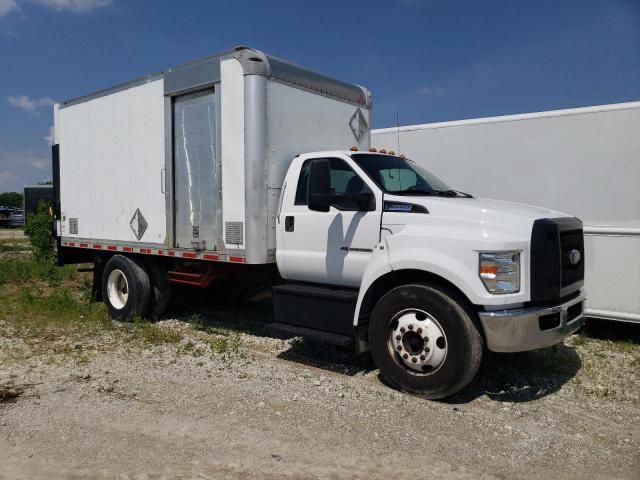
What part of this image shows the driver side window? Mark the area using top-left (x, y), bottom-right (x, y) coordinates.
top-left (295, 158), bottom-right (371, 211)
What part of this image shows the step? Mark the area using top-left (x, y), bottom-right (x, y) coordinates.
top-left (265, 322), bottom-right (353, 347)
top-left (272, 283), bottom-right (358, 303)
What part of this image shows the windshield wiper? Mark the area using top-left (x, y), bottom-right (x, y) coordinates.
top-left (391, 188), bottom-right (474, 198)
top-left (433, 189), bottom-right (474, 198)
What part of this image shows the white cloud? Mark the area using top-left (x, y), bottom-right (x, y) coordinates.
top-left (0, 0), bottom-right (19, 17)
top-left (0, 170), bottom-right (19, 191)
top-left (28, 0), bottom-right (112, 12)
top-left (44, 126), bottom-right (55, 146)
top-left (0, 149), bottom-right (50, 192)
top-left (8, 95), bottom-right (56, 114)
top-left (418, 84), bottom-right (447, 96)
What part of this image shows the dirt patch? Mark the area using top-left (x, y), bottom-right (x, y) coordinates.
top-left (1, 302), bottom-right (639, 479)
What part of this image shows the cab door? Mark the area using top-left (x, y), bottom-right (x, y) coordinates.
top-left (278, 156), bottom-right (382, 288)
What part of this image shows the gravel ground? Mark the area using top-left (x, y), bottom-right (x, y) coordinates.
top-left (1, 302), bottom-right (639, 479)
top-left (0, 229), bottom-right (25, 240)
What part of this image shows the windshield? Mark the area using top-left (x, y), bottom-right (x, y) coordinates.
top-left (351, 153), bottom-right (453, 195)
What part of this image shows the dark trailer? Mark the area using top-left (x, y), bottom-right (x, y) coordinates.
top-left (23, 185), bottom-right (54, 217)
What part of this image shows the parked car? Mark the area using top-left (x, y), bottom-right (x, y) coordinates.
top-left (8, 210), bottom-right (24, 227)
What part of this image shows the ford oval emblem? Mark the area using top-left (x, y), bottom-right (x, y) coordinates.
top-left (569, 249), bottom-right (581, 266)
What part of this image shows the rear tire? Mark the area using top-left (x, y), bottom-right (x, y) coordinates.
top-left (102, 255), bottom-right (150, 319)
top-left (146, 260), bottom-right (171, 320)
top-left (369, 283), bottom-right (482, 399)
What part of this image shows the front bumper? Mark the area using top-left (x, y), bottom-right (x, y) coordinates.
top-left (478, 290), bottom-right (586, 352)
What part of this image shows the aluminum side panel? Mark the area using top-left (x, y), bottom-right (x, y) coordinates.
top-left (265, 81), bottom-right (371, 252)
top-left (244, 75), bottom-right (268, 263)
top-left (57, 79), bottom-right (166, 244)
top-left (220, 58), bottom-right (246, 249)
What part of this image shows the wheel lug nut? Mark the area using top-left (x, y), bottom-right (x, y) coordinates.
top-left (400, 327), bottom-right (406, 333)
top-left (423, 337), bottom-right (429, 343)
top-left (411, 357), bottom-right (417, 363)
top-left (403, 353), bottom-right (408, 359)
top-left (397, 345), bottom-right (402, 351)
top-left (420, 355), bottom-right (426, 360)
top-left (425, 347), bottom-right (430, 353)
top-left (417, 328), bottom-right (422, 334)
top-left (408, 324), bottom-right (414, 330)
top-left (395, 335), bottom-right (401, 341)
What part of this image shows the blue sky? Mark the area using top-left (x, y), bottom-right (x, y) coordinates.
top-left (0, 0), bottom-right (638, 192)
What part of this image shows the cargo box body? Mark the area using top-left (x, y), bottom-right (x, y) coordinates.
top-left (55, 47), bottom-right (371, 264)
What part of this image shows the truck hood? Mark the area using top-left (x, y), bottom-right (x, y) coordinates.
top-left (383, 195), bottom-right (571, 241)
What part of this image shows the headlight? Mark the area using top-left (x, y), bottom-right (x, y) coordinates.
top-left (479, 251), bottom-right (520, 294)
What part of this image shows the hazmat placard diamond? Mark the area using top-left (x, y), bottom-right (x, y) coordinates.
top-left (129, 208), bottom-right (148, 240)
top-left (349, 108), bottom-right (367, 141)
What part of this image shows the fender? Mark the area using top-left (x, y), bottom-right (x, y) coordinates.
top-left (353, 227), bottom-right (530, 326)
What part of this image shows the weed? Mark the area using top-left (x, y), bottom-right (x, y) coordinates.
top-left (210, 333), bottom-right (242, 362)
top-left (0, 257), bottom-right (75, 286)
top-left (122, 318), bottom-right (183, 346)
top-left (177, 340), bottom-right (206, 357)
top-left (24, 201), bottom-right (53, 262)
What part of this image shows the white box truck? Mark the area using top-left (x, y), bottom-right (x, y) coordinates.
top-left (373, 102), bottom-right (640, 324)
top-left (52, 47), bottom-right (586, 399)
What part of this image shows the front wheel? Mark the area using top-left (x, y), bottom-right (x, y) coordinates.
top-left (369, 283), bottom-right (483, 399)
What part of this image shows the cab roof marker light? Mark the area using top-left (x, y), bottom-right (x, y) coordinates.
top-left (369, 147), bottom-right (377, 152)
top-left (350, 146), bottom-right (358, 151)
top-left (379, 148), bottom-right (387, 154)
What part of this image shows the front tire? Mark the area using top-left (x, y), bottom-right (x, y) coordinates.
top-left (369, 283), bottom-right (483, 399)
top-left (102, 255), bottom-right (151, 319)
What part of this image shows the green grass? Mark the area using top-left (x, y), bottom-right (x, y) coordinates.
top-left (0, 257), bottom-right (76, 286)
top-left (0, 256), bottom-right (184, 356)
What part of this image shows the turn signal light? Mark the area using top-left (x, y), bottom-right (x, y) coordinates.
top-left (479, 265), bottom-right (498, 278)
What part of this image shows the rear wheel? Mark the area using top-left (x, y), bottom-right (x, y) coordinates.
top-left (369, 283), bottom-right (482, 399)
top-left (146, 260), bottom-right (171, 320)
top-left (102, 255), bottom-right (150, 319)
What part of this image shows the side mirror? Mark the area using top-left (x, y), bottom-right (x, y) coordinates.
top-left (308, 159), bottom-right (331, 212)
top-left (356, 191), bottom-right (375, 211)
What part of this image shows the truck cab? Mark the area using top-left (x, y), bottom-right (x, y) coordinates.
top-left (274, 149), bottom-right (585, 398)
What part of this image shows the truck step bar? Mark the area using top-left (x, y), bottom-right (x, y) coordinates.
top-left (272, 283), bottom-right (358, 337)
top-left (265, 322), bottom-right (353, 348)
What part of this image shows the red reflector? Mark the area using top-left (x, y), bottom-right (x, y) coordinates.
top-left (79, 243), bottom-right (88, 248)
top-left (107, 245), bottom-right (117, 251)
top-left (93, 244), bottom-right (102, 249)
top-left (140, 248), bottom-right (151, 254)
top-left (167, 251), bottom-right (175, 257)
top-left (181, 252), bottom-right (197, 259)
top-left (123, 247), bottom-right (133, 253)
top-left (203, 254), bottom-right (219, 261)
top-left (68, 242), bottom-right (76, 247)
top-left (229, 256), bottom-right (245, 263)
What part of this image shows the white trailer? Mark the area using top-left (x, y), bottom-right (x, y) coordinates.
top-left (372, 102), bottom-right (640, 324)
top-left (54, 47), bottom-right (587, 399)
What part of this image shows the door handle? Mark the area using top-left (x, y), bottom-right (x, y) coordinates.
top-left (285, 216), bottom-right (295, 232)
